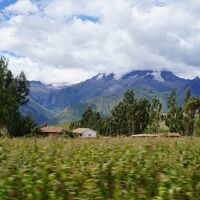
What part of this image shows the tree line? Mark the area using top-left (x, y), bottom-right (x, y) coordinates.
top-left (0, 57), bottom-right (37, 137)
top-left (70, 89), bottom-right (200, 136)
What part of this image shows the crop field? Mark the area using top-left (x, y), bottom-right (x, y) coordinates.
top-left (0, 137), bottom-right (200, 200)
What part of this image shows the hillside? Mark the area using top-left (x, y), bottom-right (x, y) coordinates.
top-left (22, 70), bottom-right (198, 124)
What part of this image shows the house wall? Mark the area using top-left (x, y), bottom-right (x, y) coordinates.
top-left (82, 130), bottom-right (97, 138)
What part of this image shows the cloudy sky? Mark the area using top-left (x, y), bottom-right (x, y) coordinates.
top-left (0, 0), bottom-right (200, 83)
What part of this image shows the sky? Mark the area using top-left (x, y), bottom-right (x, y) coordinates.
top-left (0, 0), bottom-right (200, 83)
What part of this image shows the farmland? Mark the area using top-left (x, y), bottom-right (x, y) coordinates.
top-left (0, 137), bottom-right (200, 199)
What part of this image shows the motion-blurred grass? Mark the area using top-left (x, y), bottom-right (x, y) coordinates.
top-left (0, 137), bottom-right (199, 199)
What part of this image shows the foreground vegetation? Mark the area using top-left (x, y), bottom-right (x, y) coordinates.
top-left (1, 137), bottom-right (200, 199)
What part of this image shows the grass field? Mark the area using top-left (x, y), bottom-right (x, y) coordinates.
top-left (0, 137), bottom-right (200, 199)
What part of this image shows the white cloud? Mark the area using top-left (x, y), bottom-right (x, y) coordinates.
top-left (6, 55), bottom-right (95, 83)
top-left (5, 0), bottom-right (38, 14)
top-left (0, 0), bottom-right (200, 83)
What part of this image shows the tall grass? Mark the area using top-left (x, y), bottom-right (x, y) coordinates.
top-left (0, 137), bottom-right (200, 199)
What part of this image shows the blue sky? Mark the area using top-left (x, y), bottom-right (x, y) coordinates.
top-left (0, 0), bottom-right (17, 10)
top-left (76, 15), bottom-right (99, 23)
top-left (0, 0), bottom-right (200, 83)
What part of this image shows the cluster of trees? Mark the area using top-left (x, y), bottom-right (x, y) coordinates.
top-left (70, 107), bottom-right (102, 131)
top-left (0, 57), bottom-right (37, 137)
top-left (70, 89), bottom-right (200, 136)
top-left (166, 89), bottom-right (200, 135)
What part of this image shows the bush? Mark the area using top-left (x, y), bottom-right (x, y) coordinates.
top-left (7, 115), bottom-right (39, 137)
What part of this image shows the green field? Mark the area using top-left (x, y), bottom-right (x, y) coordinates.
top-left (0, 137), bottom-right (200, 199)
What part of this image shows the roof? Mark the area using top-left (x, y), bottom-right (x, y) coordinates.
top-left (166, 133), bottom-right (181, 137)
top-left (130, 134), bottom-right (159, 138)
top-left (40, 126), bottom-right (64, 133)
top-left (130, 133), bottom-right (181, 138)
top-left (72, 128), bottom-right (96, 134)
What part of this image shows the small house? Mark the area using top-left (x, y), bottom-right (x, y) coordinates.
top-left (72, 128), bottom-right (97, 138)
top-left (39, 126), bottom-right (64, 136)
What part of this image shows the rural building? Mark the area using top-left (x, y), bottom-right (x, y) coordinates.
top-left (130, 133), bottom-right (181, 138)
top-left (72, 128), bottom-right (97, 138)
top-left (166, 133), bottom-right (181, 137)
top-left (39, 126), bottom-right (64, 136)
top-left (130, 134), bottom-right (159, 138)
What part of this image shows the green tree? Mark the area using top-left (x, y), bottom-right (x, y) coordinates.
top-left (16, 71), bottom-right (29, 105)
top-left (111, 90), bottom-right (150, 136)
top-left (8, 114), bottom-right (38, 137)
top-left (69, 121), bottom-right (81, 130)
top-left (148, 98), bottom-right (162, 133)
top-left (100, 117), bottom-right (113, 136)
top-left (111, 102), bottom-right (128, 136)
top-left (184, 96), bottom-right (200, 135)
top-left (134, 98), bottom-right (150, 134)
top-left (110, 90), bottom-right (137, 136)
top-left (123, 89), bottom-right (136, 104)
top-left (80, 107), bottom-right (101, 130)
top-left (0, 56), bottom-right (36, 137)
top-left (184, 88), bottom-right (191, 104)
top-left (70, 107), bottom-right (102, 133)
top-left (194, 116), bottom-right (200, 136)
top-left (165, 90), bottom-right (184, 133)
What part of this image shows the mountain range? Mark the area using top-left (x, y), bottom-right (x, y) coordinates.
top-left (21, 70), bottom-right (200, 124)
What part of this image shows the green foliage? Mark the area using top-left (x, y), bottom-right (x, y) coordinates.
top-left (194, 116), bottom-right (200, 136)
top-left (6, 111), bottom-right (39, 138)
top-left (165, 90), bottom-right (184, 133)
top-left (69, 107), bottom-right (102, 133)
top-left (111, 101), bottom-right (128, 136)
top-left (100, 117), bottom-right (113, 136)
top-left (123, 89), bottom-right (136, 104)
top-left (69, 88), bottom-right (200, 136)
top-left (16, 71), bottom-right (30, 105)
top-left (110, 90), bottom-right (151, 136)
top-left (60, 130), bottom-right (75, 138)
top-left (1, 137), bottom-right (200, 199)
top-left (0, 56), bottom-right (37, 137)
top-left (184, 95), bottom-right (200, 136)
top-left (69, 89), bottom-right (172, 136)
top-left (69, 120), bottom-right (81, 130)
top-left (81, 107), bottom-right (101, 129)
top-left (148, 98), bottom-right (162, 133)
top-left (164, 88), bottom-right (200, 136)
top-left (184, 87), bottom-right (191, 105)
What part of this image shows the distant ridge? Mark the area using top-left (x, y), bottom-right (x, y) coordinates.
top-left (22, 70), bottom-right (200, 124)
